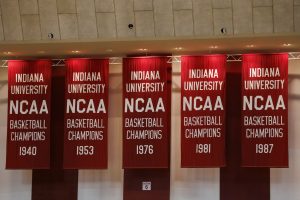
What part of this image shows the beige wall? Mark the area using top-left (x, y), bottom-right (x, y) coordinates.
top-left (0, 0), bottom-right (299, 42)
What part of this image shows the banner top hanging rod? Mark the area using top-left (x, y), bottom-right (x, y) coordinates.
top-left (1, 53), bottom-right (300, 67)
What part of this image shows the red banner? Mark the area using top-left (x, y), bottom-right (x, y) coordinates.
top-left (6, 60), bottom-right (52, 169)
top-left (123, 57), bottom-right (171, 168)
top-left (181, 55), bottom-right (226, 167)
top-left (63, 59), bottom-right (109, 169)
top-left (242, 54), bottom-right (288, 167)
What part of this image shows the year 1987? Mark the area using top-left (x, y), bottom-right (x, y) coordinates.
top-left (256, 144), bottom-right (273, 154)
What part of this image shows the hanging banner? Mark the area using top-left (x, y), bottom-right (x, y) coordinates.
top-left (6, 60), bottom-right (52, 169)
top-left (181, 55), bottom-right (226, 167)
top-left (242, 54), bottom-right (288, 167)
top-left (123, 57), bottom-right (171, 168)
top-left (63, 59), bottom-right (109, 169)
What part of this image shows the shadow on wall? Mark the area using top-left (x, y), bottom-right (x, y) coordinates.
top-left (0, 81), bottom-right (7, 103)
top-left (289, 75), bottom-right (300, 100)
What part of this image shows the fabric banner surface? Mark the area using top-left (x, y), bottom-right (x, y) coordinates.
top-left (63, 59), bottom-right (109, 169)
top-left (6, 60), bottom-right (52, 169)
top-left (181, 55), bottom-right (226, 167)
top-left (242, 54), bottom-right (288, 167)
top-left (123, 57), bottom-right (171, 168)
